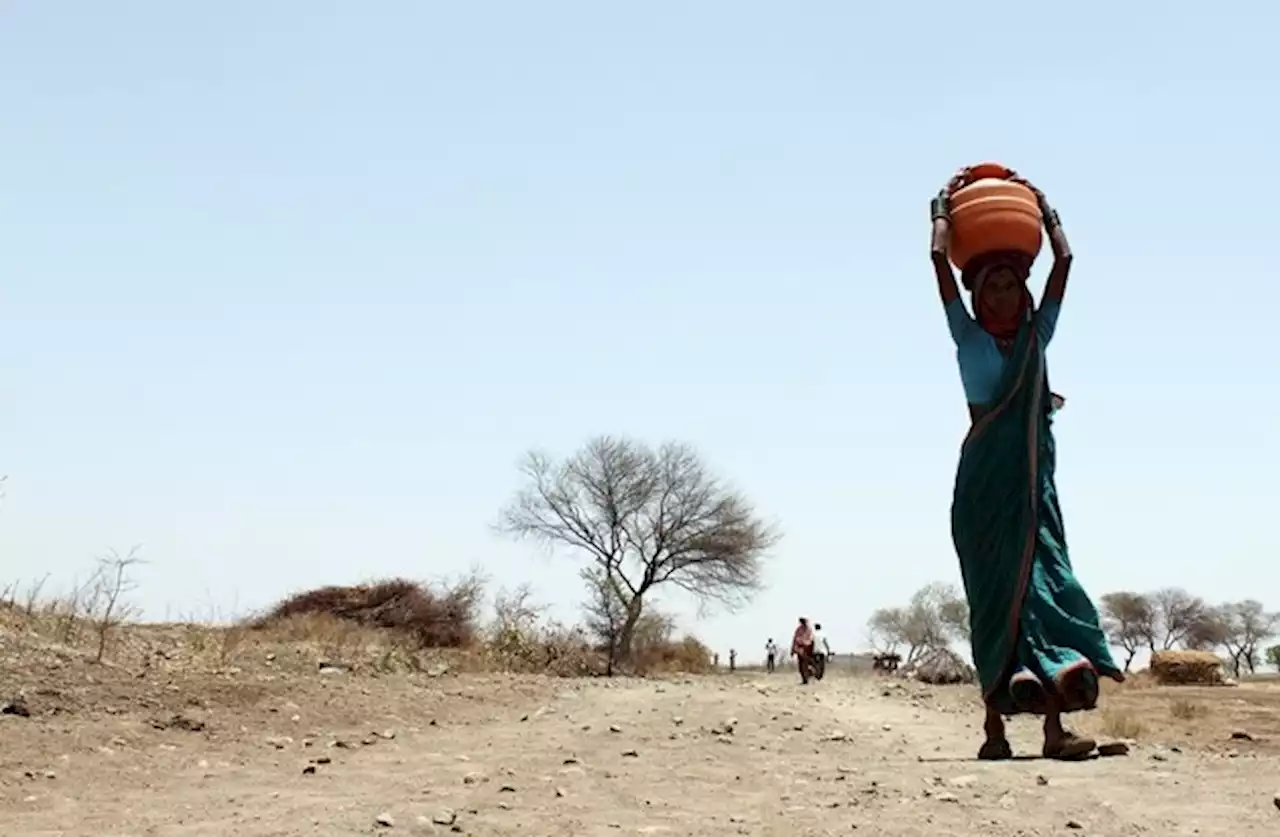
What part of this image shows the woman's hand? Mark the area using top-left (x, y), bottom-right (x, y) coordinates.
top-left (1007, 171), bottom-right (1057, 227)
top-left (930, 167), bottom-right (970, 254)
top-left (943, 166), bottom-right (973, 197)
top-left (1009, 170), bottom-right (1073, 301)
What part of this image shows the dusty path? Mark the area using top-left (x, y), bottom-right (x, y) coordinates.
top-left (3, 672), bottom-right (1278, 836)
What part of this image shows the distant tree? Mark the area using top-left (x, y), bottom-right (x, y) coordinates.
top-left (1265, 645), bottom-right (1280, 672)
top-left (1099, 592), bottom-right (1155, 672)
top-left (867, 582), bottom-right (968, 664)
top-left (1184, 606), bottom-right (1232, 653)
top-left (1148, 587), bottom-right (1207, 650)
top-left (1217, 600), bottom-right (1278, 677)
top-left (500, 436), bottom-right (778, 670)
top-left (867, 607), bottom-right (910, 659)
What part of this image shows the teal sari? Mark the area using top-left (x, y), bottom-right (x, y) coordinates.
top-left (950, 316), bottom-right (1120, 716)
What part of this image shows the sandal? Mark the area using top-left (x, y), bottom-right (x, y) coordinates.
top-left (1043, 731), bottom-right (1096, 761)
top-left (978, 738), bottom-right (1013, 761)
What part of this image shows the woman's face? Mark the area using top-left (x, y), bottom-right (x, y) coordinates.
top-left (978, 265), bottom-right (1026, 321)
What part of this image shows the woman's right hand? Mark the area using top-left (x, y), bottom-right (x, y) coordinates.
top-left (943, 166), bottom-right (972, 197)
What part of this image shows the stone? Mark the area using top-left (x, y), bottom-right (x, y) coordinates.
top-left (432, 810), bottom-right (457, 826)
top-left (1, 699), bottom-right (32, 718)
top-left (374, 812), bottom-right (395, 827)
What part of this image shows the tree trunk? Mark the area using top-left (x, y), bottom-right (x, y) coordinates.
top-left (1123, 647), bottom-right (1136, 672)
top-left (613, 599), bottom-right (645, 670)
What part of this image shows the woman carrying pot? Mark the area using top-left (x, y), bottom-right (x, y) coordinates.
top-left (931, 167), bottom-right (1123, 761)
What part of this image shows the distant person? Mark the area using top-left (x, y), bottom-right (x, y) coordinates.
top-left (728, 648), bottom-right (737, 672)
top-left (713, 652), bottom-right (720, 669)
top-left (930, 166), bottom-right (1122, 761)
top-left (812, 623), bottom-right (831, 658)
top-left (811, 623), bottom-right (830, 680)
top-left (765, 638), bottom-right (778, 673)
top-left (791, 617), bottom-right (815, 684)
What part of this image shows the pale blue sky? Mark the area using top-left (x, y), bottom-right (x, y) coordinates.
top-left (2, 3), bottom-right (1277, 659)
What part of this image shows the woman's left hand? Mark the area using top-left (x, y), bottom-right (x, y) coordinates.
top-left (1007, 171), bottom-right (1048, 207)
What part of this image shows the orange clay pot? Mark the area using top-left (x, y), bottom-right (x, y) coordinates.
top-left (947, 162), bottom-right (1043, 272)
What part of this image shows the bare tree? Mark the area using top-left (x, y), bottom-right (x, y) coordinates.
top-left (500, 437), bottom-right (778, 667)
top-left (1099, 592), bottom-right (1155, 672)
top-left (1148, 588), bottom-right (1207, 650)
top-left (87, 547), bottom-right (145, 663)
top-left (1218, 600), bottom-right (1278, 677)
top-left (867, 583), bottom-right (968, 664)
top-left (867, 607), bottom-right (911, 658)
top-left (1184, 606), bottom-right (1232, 653)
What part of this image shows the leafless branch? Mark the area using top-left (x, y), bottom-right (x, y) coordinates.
top-left (499, 436), bottom-right (778, 666)
top-left (89, 546), bottom-right (146, 663)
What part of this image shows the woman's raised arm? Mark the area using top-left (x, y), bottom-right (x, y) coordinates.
top-left (930, 168), bottom-right (971, 306)
top-left (1010, 174), bottom-right (1072, 304)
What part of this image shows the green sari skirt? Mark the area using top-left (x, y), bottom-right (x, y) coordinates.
top-left (950, 322), bottom-right (1120, 715)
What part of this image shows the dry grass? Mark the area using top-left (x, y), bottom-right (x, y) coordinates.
top-left (1099, 707), bottom-right (1146, 740)
top-left (2, 571), bottom-right (716, 682)
top-left (1168, 697), bottom-right (1208, 721)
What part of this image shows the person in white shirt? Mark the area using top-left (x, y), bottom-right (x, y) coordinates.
top-left (765, 638), bottom-right (778, 673)
top-left (811, 623), bottom-right (831, 680)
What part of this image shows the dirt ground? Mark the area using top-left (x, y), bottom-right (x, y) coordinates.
top-left (4, 643), bottom-right (1280, 837)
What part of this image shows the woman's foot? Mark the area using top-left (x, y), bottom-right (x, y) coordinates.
top-left (978, 737), bottom-right (1013, 760)
top-left (1042, 730), bottom-right (1096, 760)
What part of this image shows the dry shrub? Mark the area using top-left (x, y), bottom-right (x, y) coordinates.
top-left (1169, 698), bottom-right (1208, 721)
top-left (251, 576), bottom-right (483, 650)
top-left (631, 634), bottom-right (714, 675)
top-left (484, 586), bottom-right (605, 677)
top-left (1101, 707), bottom-right (1146, 740)
top-left (483, 588), bottom-right (711, 677)
top-left (911, 647), bottom-right (977, 685)
top-left (1108, 669), bottom-right (1158, 692)
top-left (1150, 650), bottom-right (1226, 686)
top-left (625, 610), bottom-right (713, 675)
